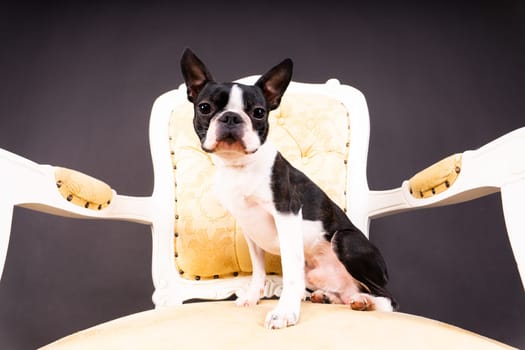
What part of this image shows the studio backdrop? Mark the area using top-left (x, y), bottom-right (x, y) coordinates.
top-left (0, 1), bottom-right (524, 349)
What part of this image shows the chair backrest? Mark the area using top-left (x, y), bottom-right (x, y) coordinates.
top-left (146, 77), bottom-right (373, 306)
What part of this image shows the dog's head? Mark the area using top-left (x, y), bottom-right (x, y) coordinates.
top-left (180, 49), bottom-right (292, 158)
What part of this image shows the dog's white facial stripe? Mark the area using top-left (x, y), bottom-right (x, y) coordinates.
top-left (228, 85), bottom-right (262, 153)
top-left (225, 84), bottom-right (245, 113)
top-left (222, 84), bottom-right (251, 126)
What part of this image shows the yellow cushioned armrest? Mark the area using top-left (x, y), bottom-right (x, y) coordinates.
top-left (409, 154), bottom-right (462, 198)
top-left (54, 167), bottom-right (113, 210)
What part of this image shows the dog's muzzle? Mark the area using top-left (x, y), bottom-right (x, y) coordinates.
top-left (216, 112), bottom-right (244, 144)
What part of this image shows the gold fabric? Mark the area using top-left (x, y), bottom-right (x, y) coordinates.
top-left (54, 167), bottom-right (113, 210)
top-left (409, 154), bottom-right (462, 199)
top-left (168, 93), bottom-right (351, 280)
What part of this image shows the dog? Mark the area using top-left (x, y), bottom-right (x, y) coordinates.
top-left (180, 49), bottom-right (397, 329)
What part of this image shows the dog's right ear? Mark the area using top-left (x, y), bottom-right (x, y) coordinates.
top-left (180, 49), bottom-right (214, 102)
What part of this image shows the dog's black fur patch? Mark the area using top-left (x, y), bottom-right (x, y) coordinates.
top-left (271, 153), bottom-right (398, 309)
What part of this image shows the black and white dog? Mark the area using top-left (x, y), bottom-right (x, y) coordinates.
top-left (180, 49), bottom-right (397, 329)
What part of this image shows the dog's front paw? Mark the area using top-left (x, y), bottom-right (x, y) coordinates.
top-left (235, 288), bottom-right (262, 307)
top-left (235, 295), bottom-right (259, 307)
top-left (264, 308), bottom-right (299, 329)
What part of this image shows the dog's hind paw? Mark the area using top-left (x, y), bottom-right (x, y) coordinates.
top-left (310, 290), bottom-right (331, 304)
top-left (310, 290), bottom-right (344, 304)
top-left (348, 293), bottom-right (394, 312)
top-left (349, 293), bottom-right (373, 311)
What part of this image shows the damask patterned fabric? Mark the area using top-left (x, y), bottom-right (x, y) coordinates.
top-left (54, 167), bottom-right (113, 210)
top-left (409, 154), bottom-right (462, 198)
top-left (168, 93), bottom-right (351, 280)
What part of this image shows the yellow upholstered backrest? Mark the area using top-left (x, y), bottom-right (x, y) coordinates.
top-left (168, 92), bottom-right (350, 280)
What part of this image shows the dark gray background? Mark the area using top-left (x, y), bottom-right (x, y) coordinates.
top-left (1, 1), bottom-right (524, 349)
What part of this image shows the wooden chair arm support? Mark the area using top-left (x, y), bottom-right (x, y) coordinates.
top-left (367, 127), bottom-right (525, 289)
top-left (0, 148), bottom-right (155, 281)
top-left (368, 127), bottom-right (525, 216)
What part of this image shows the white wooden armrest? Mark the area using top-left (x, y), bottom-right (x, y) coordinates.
top-left (367, 127), bottom-right (525, 289)
top-left (0, 148), bottom-right (155, 281)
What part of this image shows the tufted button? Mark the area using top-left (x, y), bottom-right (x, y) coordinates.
top-left (277, 118), bottom-right (285, 126)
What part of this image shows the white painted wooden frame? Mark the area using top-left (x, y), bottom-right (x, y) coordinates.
top-left (0, 78), bottom-right (523, 310)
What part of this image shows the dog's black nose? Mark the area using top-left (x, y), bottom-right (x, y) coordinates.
top-left (218, 113), bottom-right (243, 127)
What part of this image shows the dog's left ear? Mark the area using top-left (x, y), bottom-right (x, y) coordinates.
top-left (180, 48), bottom-right (214, 102)
top-left (255, 58), bottom-right (293, 110)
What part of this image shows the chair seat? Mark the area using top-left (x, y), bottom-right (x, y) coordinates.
top-left (40, 300), bottom-right (514, 350)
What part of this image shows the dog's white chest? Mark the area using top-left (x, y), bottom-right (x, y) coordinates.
top-left (211, 143), bottom-right (282, 254)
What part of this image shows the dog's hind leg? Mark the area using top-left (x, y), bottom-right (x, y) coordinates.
top-left (310, 290), bottom-right (343, 304)
top-left (331, 229), bottom-right (398, 310)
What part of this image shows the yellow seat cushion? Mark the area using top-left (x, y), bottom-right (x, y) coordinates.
top-left (168, 92), bottom-right (351, 280)
top-left (40, 300), bottom-right (515, 350)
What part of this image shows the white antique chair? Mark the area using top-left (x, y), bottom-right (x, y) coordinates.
top-left (0, 77), bottom-right (523, 349)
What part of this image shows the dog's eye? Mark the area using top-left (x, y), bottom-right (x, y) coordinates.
top-left (253, 108), bottom-right (266, 119)
top-left (198, 103), bottom-right (212, 114)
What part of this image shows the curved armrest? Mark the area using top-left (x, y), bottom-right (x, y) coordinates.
top-left (54, 167), bottom-right (113, 210)
top-left (367, 127), bottom-right (525, 289)
top-left (368, 127), bottom-right (525, 217)
top-left (0, 148), bottom-right (155, 280)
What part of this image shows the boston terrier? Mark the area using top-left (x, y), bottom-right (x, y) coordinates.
top-left (180, 49), bottom-right (397, 329)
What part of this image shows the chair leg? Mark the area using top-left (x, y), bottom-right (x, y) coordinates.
top-left (501, 178), bottom-right (525, 290)
top-left (0, 202), bottom-right (14, 281)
